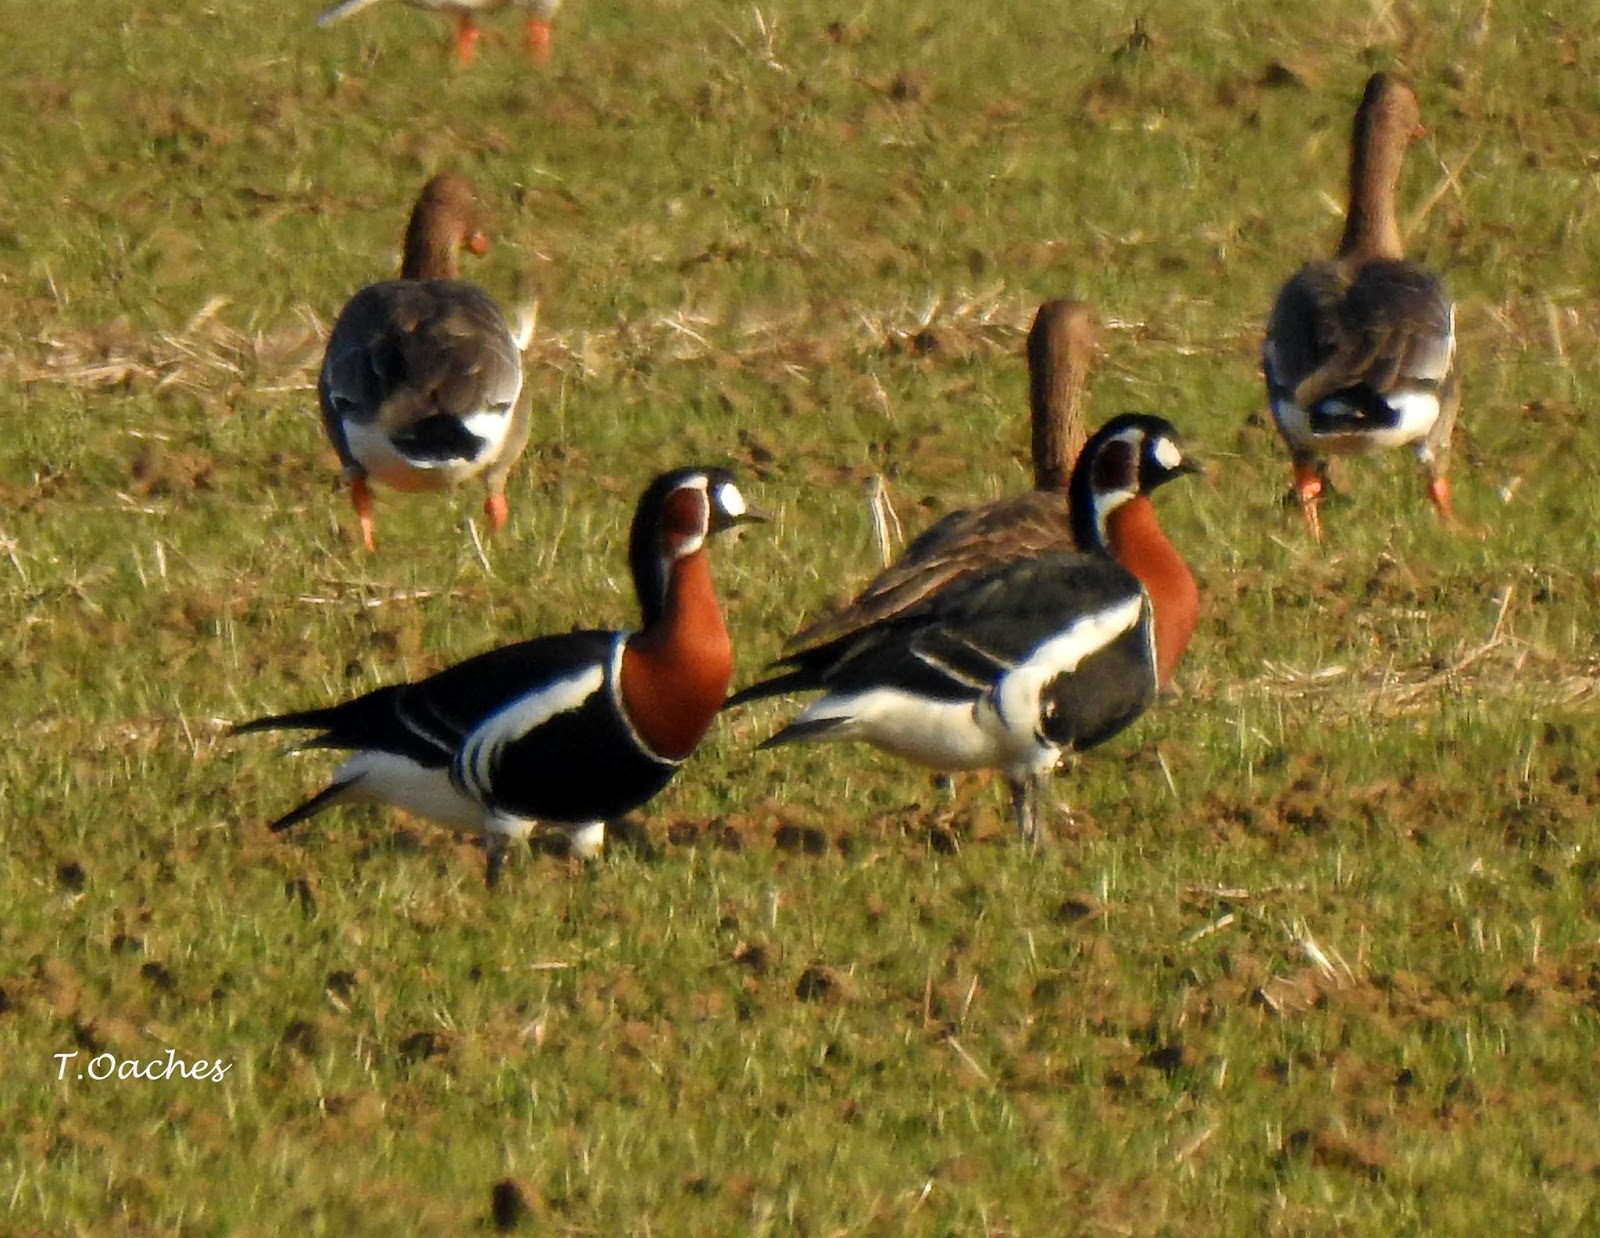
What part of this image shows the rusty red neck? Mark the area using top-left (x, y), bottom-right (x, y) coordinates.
top-left (1106, 495), bottom-right (1198, 687)
top-left (619, 550), bottom-right (733, 761)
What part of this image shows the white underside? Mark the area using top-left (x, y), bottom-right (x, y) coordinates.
top-left (790, 688), bottom-right (1035, 773)
top-left (343, 404), bottom-right (519, 491)
top-left (332, 750), bottom-right (485, 831)
top-left (329, 753), bottom-right (603, 856)
top-left (562, 821), bottom-right (606, 859)
top-left (1271, 391), bottom-right (1441, 457)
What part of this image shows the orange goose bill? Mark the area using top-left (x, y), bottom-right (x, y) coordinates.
top-left (785, 299), bottom-right (1097, 655)
top-left (1262, 72), bottom-right (1461, 540)
top-left (235, 468), bottom-right (761, 885)
top-left (726, 415), bottom-right (1201, 847)
top-left (319, 174), bottom-right (531, 552)
top-left (317, 0), bottom-right (562, 66)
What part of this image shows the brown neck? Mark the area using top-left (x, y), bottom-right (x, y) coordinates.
top-left (400, 217), bottom-right (461, 281)
top-left (1027, 302), bottom-right (1094, 491)
top-left (1106, 496), bottom-right (1198, 687)
top-left (1336, 111), bottom-right (1408, 261)
top-left (619, 551), bottom-right (734, 761)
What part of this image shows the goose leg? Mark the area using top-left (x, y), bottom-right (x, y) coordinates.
top-left (1008, 774), bottom-right (1047, 850)
top-left (484, 832), bottom-right (509, 889)
top-left (1292, 460), bottom-right (1325, 541)
top-left (481, 395), bottom-right (531, 535)
top-left (350, 474), bottom-right (378, 553)
top-left (484, 490), bottom-right (510, 532)
top-left (452, 14), bottom-right (481, 63)
top-left (1426, 475), bottom-right (1456, 525)
top-left (524, 16), bottom-right (553, 65)
top-left (1425, 474), bottom-right (1485, 539)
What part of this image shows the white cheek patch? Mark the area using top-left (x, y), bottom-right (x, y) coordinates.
top-left (715, 481), bottom-right (746, 518)
top-left (1152, 437), bottom-right (1184, 471)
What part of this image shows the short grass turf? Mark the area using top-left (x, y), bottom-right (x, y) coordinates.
top-left (4, 0), bottom-right (1600, 1233)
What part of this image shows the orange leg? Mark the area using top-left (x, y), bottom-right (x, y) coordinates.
top-left (524, 17), bottom-right (553, 66)
top-left (484, 490), bottom-right (509, 533)
top-left (1425, 475), bottom-right (1483, 539)
top-left (1425, 475), bottom-right (1455, 525)
top-left (351, 475), bottom-right (377, 553)
top-left (1293, 461), bottom-right (1324, 542)
top-left (452, 14), bottom-right (482, 63)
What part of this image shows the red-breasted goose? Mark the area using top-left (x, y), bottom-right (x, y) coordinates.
top-left (235, 467), bottom-right (760, 884)
top-left (726, 415), bottom-right (1200, 846)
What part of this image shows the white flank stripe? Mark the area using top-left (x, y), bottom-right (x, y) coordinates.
top-left (332, 750), bottom-right (484, 831)
top-left (990, 595), bottom-right (1145, 735)
top-left (458, 662), bottom-right (605, 799)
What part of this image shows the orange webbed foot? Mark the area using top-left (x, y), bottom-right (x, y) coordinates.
top-left (524, 17), bottom-right (553, 66)
top-left (484, 491), bottom-right (510, 533)
top-left (1292, 462), bottom-right (1325, 542)
top-left (1426, 476), bottom-right (1486, 540)
top-left (452, 15), bottom-right (482, 63)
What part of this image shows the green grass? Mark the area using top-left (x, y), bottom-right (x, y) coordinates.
top-left (5, 0), bottom-right (1600, 1232)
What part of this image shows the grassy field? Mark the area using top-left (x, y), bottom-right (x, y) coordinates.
top-left (5, 0), bottom-right (1600, 1231)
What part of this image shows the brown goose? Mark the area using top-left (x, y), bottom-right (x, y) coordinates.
top-left (320, 174), bottom-right (530, 552)
top-left (317, 0), bottom-right (561, 66)
top-left (1262, 72), bottom-right (1461, 540)
top-left (781, 299), bottom-right (1097, 655)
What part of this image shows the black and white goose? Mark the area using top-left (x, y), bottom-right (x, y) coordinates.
top-left (235, 467), bottom-right (760, 884)
top-left (1263, 72), bottom-right (1461, 540)
top-left (786, 299), bottom-right (1096, 654)
top-left (320, 174), bottom-right (531, 552)
top-left (726, 415), bottom-right (1201, 845)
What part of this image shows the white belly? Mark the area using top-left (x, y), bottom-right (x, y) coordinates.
top-left (333, 750), bottom-right (485, 832)
top-left (787, 688), bottom-right (1052, 776)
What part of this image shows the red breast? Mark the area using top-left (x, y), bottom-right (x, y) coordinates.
top-left (1106, 495), bottom-right (1198, 687)
top-left (619, 549), bottom-right (734, 761)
